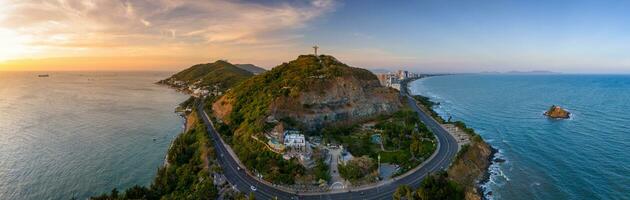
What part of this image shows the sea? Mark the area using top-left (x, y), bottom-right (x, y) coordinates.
top-left (0, 71), bottom-right (188, 200)
top-left (409, 74), bottom-right (630, 200)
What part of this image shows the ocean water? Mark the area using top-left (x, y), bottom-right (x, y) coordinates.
top-left (0, 72), bottom-right (187, 200)
top-left (410, 74), bottom-right (630, 200)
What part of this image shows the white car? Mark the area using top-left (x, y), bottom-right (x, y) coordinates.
top-left (250, 185), bottom-right (257, 191)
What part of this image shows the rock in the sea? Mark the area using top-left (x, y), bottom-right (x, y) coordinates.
top-left (544, 105), bottom-right (570, 119)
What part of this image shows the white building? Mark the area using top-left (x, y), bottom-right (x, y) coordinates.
top-left (192, 88), bottom-right (209, 97)
top-left (284, 131), bottom-right (306, 152)
top-left (390, 83), bottom-right (401, 91)
top-left (173, 80), bottom-right (185, 86)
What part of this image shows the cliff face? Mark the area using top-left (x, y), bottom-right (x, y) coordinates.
top-left (212, 55), bottom-right (402, 131)
top-left (544, 105), bottom-right (570, 119)
top-left (448, 135), bottom-right (495, 200)
top-left (270, 71), bottom-right (401, 130)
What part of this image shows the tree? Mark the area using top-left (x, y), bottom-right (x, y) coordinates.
top-left (410, 139), bottom-right (420, 159)
top-left (414, 172), bottom-right (464, 200)
top-left (123, 185), bottom-right (152, 199)
top-left (248, 192), bottom-right (256, 200)
top-left (110, 188), bottom-right (119, 199)
top-left (195, 178), bottom-right (218, 200)
top-left (393, 184), bottom-right (413, 200)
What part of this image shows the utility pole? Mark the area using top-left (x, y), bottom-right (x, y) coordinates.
top-left (313, 45), bottom-right (319, 56)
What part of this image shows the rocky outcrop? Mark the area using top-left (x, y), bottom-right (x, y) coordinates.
top-left (270, 72), bottom-right (401, 130)
top-left (544, 105), bottom-right (570, 119)
top-left (212, 96), bottom-right (233, 123)
top-left (448, 135), bottom-right (496, 200)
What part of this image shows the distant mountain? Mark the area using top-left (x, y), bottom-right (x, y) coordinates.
top-left (505, 70), bottom-right (558, 74)
top-left (161, 60), bottom-right (253, 89)
top-left (235, 64), bottom-right (266, 74)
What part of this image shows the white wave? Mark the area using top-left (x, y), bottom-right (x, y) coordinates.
top-left (482, 148), bottom-right (510, 200)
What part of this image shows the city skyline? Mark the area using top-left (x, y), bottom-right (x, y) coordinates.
top-left (2, 0), bottom-right (630, 73)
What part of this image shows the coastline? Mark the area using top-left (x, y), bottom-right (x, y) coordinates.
top-left (158, 80), bottom-right (192, 167)
top-left (163, 112), bottom-right (188, 167)
top-left (479, 148), bottom-right (499, 200)
top-left (407, 76), bottom-right (497, 200)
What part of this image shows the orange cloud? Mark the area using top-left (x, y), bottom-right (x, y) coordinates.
top-left (0, 0), bottom-right (336, 70)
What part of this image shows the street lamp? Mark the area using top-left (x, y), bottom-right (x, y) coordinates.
top-left (377, 153), bottom-right (381, 178)
top-left (377, 153), bottom-right (381, 193)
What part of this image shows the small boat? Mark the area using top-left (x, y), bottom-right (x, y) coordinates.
top-left (38, 74), bottom-right (50, 77)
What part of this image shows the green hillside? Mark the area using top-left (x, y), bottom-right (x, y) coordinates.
top-left (235, 64), bottom-right (266, 74)
top-left (221, 54), bottom-right (377, 132)
top-left (169, 60), bottom-right (254, 89)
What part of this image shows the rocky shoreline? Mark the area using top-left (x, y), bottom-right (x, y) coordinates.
top-left (478, 147), bottom-right (498, 200)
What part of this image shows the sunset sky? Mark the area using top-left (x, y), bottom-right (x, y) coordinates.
top-left (2, 0), bottom-right (630, 73)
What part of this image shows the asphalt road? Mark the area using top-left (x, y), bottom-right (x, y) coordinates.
top-left (197, 93), bottom-right (458, 200)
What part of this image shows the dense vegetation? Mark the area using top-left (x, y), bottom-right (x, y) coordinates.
top-left (235, 64), bottom-right (266, 74)
top-left (216, 55), bottom-right (378, 184)
top-left (375, 109), bottom-right (435, 163)
top-left (311, 148), bottom-right (332, 183)
top-left (91, 111), bottom-right (218, 200)
top-left (338, 156), bottom-right (378, 184)
top-left (325, 108), bottom-right (436, 181)
top-left (168, 60), bottom-right (254, 89)
top-left (393, 172), bottom-right (464, 200)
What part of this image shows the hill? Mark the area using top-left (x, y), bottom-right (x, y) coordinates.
top-left (235, 64), bottom-right (266, 74)
top-left (161, 60), bottom-right (254, 90)
top-left (214, 54), bottom-right (402, 132)
top-left (210, 54), bottom-right (402, 184)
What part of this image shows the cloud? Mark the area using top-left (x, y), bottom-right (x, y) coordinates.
top-left (0, 0), bottom-right (336, 56)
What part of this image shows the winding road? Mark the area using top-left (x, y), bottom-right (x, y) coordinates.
top-left (197, 85), bottom-right (458, 199)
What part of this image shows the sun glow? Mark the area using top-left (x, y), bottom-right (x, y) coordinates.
top-left (0, 28), bottom-right (35, 62)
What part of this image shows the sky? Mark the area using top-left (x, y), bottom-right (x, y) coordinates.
top-left (1, 0), bottom-right (630, 73)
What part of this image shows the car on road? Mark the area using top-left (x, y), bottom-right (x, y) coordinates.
top-left (250, 185), bottom-right (257, 191)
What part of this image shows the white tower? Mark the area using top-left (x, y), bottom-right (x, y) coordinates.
top-left (313, 45), bottom-right (319, 56)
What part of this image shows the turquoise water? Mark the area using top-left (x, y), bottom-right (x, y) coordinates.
top-left (410, 75), bottom-right (630, 200)
top-left (0, 72), bottom-right (187, 199)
